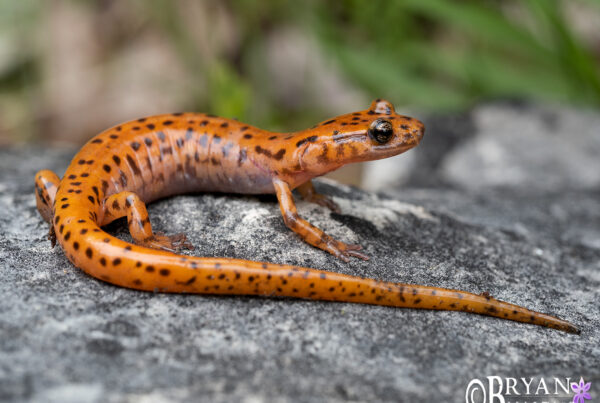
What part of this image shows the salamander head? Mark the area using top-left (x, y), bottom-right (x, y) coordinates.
top-left (294, 99), bottom-right (424, 176)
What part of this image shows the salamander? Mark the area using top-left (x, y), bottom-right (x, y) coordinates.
top-left (34, 99), bottom-right (579, 333)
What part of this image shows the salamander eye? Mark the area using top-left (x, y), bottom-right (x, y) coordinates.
top-left (368, 119), bottom-right (394, 144)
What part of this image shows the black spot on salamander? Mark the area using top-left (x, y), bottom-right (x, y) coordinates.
top-left (91, 139), bottom-right (102, 144)
top-left (110, 134), bottom-right (118, 139)
top-left (85, 248), bottom-right (93, 259)
top-left (87, 196), bottom-right (95, 204)
top-left (103, 164), bottom-right (111, 173)
top-left (78, 159), bottom-right (86, 165)
top-left (220, 122), bottom-right (229, 128)
top-left (63, 231), bottom-right (70, 240)
top-left (144, 138), bottom-right (153, 146)
top-left (113, 258), bottom-right (121, 266)
top-left (273, 148), bottom-right (286, 160)
top-left (255, 145), bottom-right (269, 157)
top-left (322, 119), bottom-right (336, 125)
top-left (367, 110), bottom-right (376, 115)
top-left (176, 138), bottom-right (185, 148)
top-left (68, 174), bottom-right (76, 179)
top-left (146, 123), bottom-right (155, 130)
top-left (163, 120), bottom-right (173, 126)
top-left (131, 142), bottom-right (141, 151)
top-left (243, 134), bottom-right (252, 139)
top-left (112, 155), bottom-right (121, 165)
top-left (86, 160), bottom-right (94, 165)
top-left (137, 117), bottom-right (147, 122)
top-left (73, 241), bottom-right (79, 250)
top-left (126, 155), bottom-right (142, 176)
top-left (200, 120), bottom-right (209, 126)
top-left (146, 265), bottom-right (155, 273)
top-left (100, 257), bottom-right (106, 266)
top-left (296, 135), bottom-right (318, 148)
top-left (132, 126), bottom-right (140, 131)
top-left (268, 135), bottom-right (277, 140)
top-left (70, 181), bottom-right (82, 186)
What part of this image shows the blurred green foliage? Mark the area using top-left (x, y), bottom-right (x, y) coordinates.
top-left (1, 0), bottom-right (599, 142)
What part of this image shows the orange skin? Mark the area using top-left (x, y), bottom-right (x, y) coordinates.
top-left (34, 99), bottom-right (579, 334)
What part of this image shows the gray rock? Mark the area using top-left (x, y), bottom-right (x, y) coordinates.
top-left (0, 103), bottom-right (599, 402)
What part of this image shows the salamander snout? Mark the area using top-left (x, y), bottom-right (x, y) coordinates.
top-left (402, 119), bottom-right (425, 145)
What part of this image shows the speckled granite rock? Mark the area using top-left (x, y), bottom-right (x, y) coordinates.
top-left (0, 103), bottom-right (599, 402)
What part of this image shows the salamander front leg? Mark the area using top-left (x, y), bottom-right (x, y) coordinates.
top-left (101, 191), bottom-right (193, 252)
top-left (34, 170), bottom-right (60, 246)
top-left (296, 180), bottom-right (340, 213)
top-left (274, 179), bottom-right (368, 262)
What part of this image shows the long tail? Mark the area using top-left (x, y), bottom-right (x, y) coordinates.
top-left (67, 224), bottom-right (579, 334)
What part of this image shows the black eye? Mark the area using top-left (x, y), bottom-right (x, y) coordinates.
top-left (368, 119), bottom-right (394, 144)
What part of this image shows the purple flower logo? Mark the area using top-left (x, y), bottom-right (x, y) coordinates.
top-left (572, 377), bottom-right (591, 403)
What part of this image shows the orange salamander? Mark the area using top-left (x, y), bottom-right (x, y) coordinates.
top-left (34, 99), bottom-right (579, 333)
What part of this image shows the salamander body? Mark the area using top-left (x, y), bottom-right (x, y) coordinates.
top-left (34, 99), bottom-right (579, 333)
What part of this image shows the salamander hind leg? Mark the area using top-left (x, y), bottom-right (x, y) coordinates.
top-left (274, 179), bottom-right (368, 262)
top-left (296, 181), bottom-right (340, 213)
top-left (35, 170), bottom-right (60, 246)
top-left (102, 191), bottom-right (193, 252)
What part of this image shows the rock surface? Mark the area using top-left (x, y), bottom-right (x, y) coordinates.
top-left (1, 103), bottom-right (599, 402)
